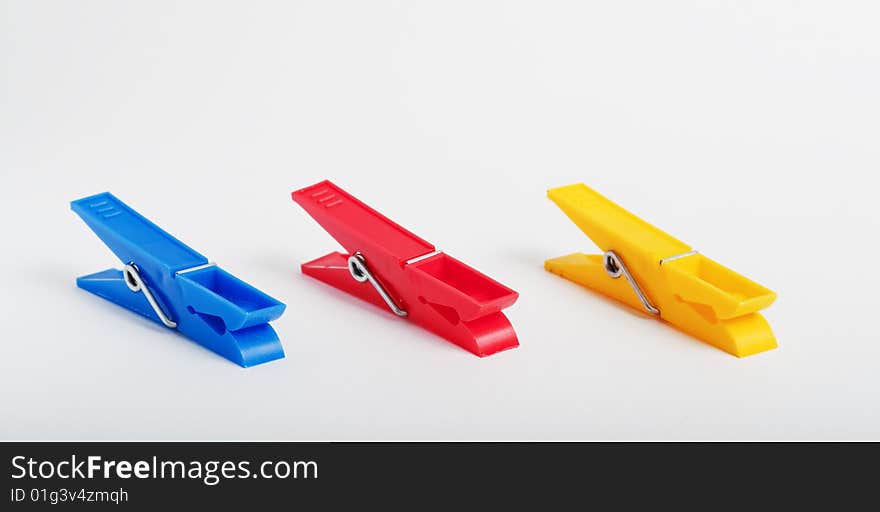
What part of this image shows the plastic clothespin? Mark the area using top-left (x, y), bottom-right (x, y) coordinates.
top-left (71, 192), bottom-right (286, 367)
top-left (545, 183), bottom-right (777, 357)
top-left (292, 180), bottom-right (519, 357)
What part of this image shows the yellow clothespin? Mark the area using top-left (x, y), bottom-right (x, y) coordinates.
top-left (545, 183), bottom-right (777, 357)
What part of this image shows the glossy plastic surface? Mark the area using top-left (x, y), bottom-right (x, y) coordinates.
top-left (544, 183), bottom-right (777, 357)
top-left (72, 192), bottom-right (286, 367)
top-left (293, 180), bottom-right (519, 357)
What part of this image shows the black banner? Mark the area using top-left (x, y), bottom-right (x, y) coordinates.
top-left (1, 442), bottom-right (875, 508)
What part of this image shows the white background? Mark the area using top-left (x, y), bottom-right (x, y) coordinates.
top-left (2, 1), bottom-right (878, 440)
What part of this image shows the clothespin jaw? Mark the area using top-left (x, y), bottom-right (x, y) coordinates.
top-left (72, 192), bottom-right (286, 367)
top-left (544, 184), bottom-right (777, 357)
top-left (292, 180), bottom-right (519, 357)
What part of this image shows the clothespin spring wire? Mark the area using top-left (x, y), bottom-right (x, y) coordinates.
top-left (602, 249), bottom-right (701, 316)
top-left (348, 253), bottom-right (408, 317)
top-left (123, 263), bottom-right (178, 328)
top-left (603, 251), bottom-right (660, 316)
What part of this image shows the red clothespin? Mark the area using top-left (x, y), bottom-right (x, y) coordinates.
top-left (292, 180), bottom-right (519, 357)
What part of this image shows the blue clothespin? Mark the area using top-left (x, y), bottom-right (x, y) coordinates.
top-left (71, 192), bottom-right (286, 367)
